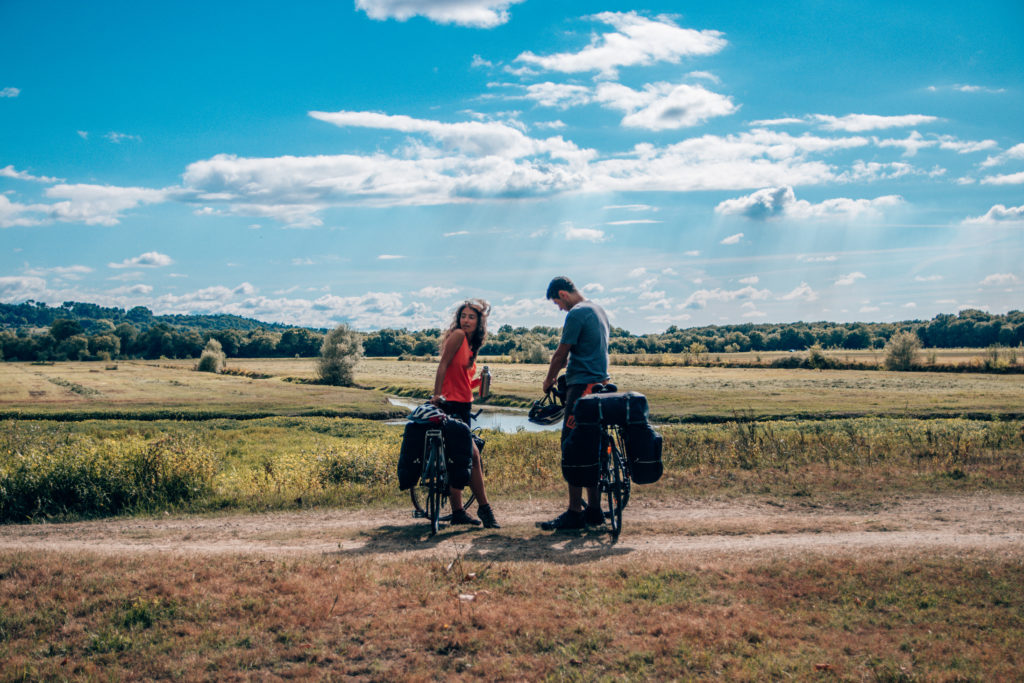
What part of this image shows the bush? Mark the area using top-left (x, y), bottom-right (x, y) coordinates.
top-left (884, 331), bottom-right (921, 370)
top-left (197, 339), bottom-right (226, 373)
top-left (317, 324), bottom-right (363, 386)
top-left (0, 424), bottom-right (216, 521)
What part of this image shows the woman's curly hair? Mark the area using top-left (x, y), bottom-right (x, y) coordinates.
top-left (445, 298), bottom-right (490, 360)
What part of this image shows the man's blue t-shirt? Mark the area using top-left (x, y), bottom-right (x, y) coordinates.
top-left (560, 300), bottom-right (610, 386)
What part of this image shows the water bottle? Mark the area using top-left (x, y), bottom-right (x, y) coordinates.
top-left (479, 366), bottom-right (491, 400)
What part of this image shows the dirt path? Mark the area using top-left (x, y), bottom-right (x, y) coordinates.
top-left (3, 494), bottom-right (1023, 563)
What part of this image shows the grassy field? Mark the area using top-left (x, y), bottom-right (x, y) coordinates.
top-left (2, 357), bottom-right (1023, 679)
top-left (6, 356), bottom-right (1018, 421)
top-left (2, 550), bottom-right (1021, 680)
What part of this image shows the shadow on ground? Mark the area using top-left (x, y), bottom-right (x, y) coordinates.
top-left (330, 519), bottom-right (632, 565)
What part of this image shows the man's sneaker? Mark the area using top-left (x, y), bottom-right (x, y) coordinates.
top-left (449, 509), bottom-right (482, 526)
top-left (584, 504), bottom-right (605, 526)
top-left (538, 509), bottom-right (585, 531)
top-left (477, 504), bottom-right (501, 529)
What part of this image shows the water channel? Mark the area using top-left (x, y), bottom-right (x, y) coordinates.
top-left (386, 396), bottom-right (559, 433)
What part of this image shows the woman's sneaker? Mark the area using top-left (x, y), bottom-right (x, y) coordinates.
top-left (449, 509), bottom-right (481, 526)
top-left (477, 504), bottom-right (501, 529)
top-left (538, 509), bottom-right (585, 530)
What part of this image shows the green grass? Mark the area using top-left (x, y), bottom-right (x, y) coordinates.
top-left (3, 416), bottom-right (1022, 522)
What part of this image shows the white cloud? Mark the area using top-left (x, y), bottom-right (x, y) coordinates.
top-left (682, 285), bottom-right (770, 309)
top-left (628, 267), bottom-right (647, 278)
top-left (595, 81), bottom-right (737, 130)
top-left (903, 302), bottom-right (917, 308)
top-left (749, 117), bottom-right (806, 126)
top-left (798, 254), bottom-right (838, 263)
top-left (962, 204), bottom-right (1024, 225)
top-left (980, 143), bottom-right (1024, 168)
top-left (606, 219), bottom-right (660, 225)
top-left (685, 250), bottom-right (700, 257)
top-left (104, 132), bottom-right (140, 144)
top-left (523, 82), bottom-right (592, 109)
top-left (309, 109), bottom-right (590, 161)
top-left (739, 276), bottom-right (759, 284)
top-left (564, 223), bottom-right (606, 242)
top-left (108, 251), bottom-right (174, 269)
top-left (604, 203), bottom-right (654, 211)
top-left (0, 276), bottom-right (47, 302)
top-left (414, 286), bottom-right (459, 299)
top-left (980, 273), bottom-right (1019, 286)
top-left (0, 165), bottom-right (61, 183)
top-left (835, 271), bottom-right (866, 286)
top-left (443, 230), bottom-right (470, 237)
top-left (377, 254), bottom-right (405, 260)
top-left (715, 186), bottom-right (903, 221)
top-left (915, 275), bottom-right (943, 282)
top-left (859, 305), bottom-right (880, 313)
top-left (720, 232), bottom-right (743, 245)
top-left (981, 172), bottom-right (1024, 185)
top-left (813, 114), bottom-right (938, 132)
top-left (24, 265), bottom-right (93, 280)
top-left (514, 12), bottom-right (726, 76)
top-left (43, 184), bottom-right (170, 226)
top-left (0, 87), bottom-right (19, 98)
top-left (780, 282), bottom-right (818, 302)
top-left (354, 0), bottom-right (524, 28)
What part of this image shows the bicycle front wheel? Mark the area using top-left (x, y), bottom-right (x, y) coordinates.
top-left (425, 438), bottom-right (448, 535)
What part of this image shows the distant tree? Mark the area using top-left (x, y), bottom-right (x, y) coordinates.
top-left (89, 334), bottom-right (121, 359)
top-left (883, 331), bottom-right (921, 370)
top-left (50, 318), bottom-right (84, 342)
top-left (317, 324), bottom-right (363, 386)
top-left (277, 328), bottom-right (323, 357)
top-left (58, 335), bottom-right (90, 361)
top-left (197, 338), bottom-right (226, 373)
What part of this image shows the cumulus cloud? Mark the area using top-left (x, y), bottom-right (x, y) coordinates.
top-left (514, 12), bottom-right (727, 76)
top-left (682, 285), bottom-right (770, 309)
top-left (779, 282), bottom-right (818, 302)
top-left (108, 251), bottom-right (174, 269)
top-left (980, 143), bottom-right (1024, 168)
top-left (0, 276), bottom-right (47, 302)
top-left (812, 114), bottom-right (938, 132)
top-left (739, 276), bottom-right (759, 284)
top-left (564, 223), bottom-right (606, 242)
top-left (44, 184), bottom-right (171, 226)
top-left (594, 81), bottom-right (737, 130)
top-left (354, 0), bottom-right (524, 28)
top-left (0, 87), bottom-right (19, 98)
top-left (980, 273), bottom-right (1020, 286)
top-left (0, 165), bottom-right (61, 183)
top-left (835, 272), bottom-right (866, 286)
top-left (981, 172), bottom-right (1024, 185)
top-left (24, 265), bottom-right (93, 280)
top-left (523, 82), bottom-right (592, 109)
top-left (962, 204), bottom-right (1024, 225)
top-left (715, 186), bottom-right (903, 221)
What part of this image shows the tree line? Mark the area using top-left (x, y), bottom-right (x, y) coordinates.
top-left (0, 300), bottom-right (1021, 363)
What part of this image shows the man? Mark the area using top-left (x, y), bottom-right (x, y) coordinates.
top-left (539, 275), bottom-right (611, 530)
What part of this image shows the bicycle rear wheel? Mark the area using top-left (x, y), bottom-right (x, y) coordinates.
top-left (605, 442), bottom-right (627, 540)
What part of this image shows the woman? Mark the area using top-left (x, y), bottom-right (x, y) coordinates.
top-left (430, 299), bottom-right (500, 528)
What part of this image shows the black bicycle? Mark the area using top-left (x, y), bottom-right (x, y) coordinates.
top-left (410, 408), bottom-right (482, 533)
top-left (598, 422), bottom-right (631, 540)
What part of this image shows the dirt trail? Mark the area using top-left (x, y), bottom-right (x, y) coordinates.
top-left (3, 494), bottom-right (1023, 563)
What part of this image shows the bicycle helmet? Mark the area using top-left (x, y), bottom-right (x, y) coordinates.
top-left (528, 391), bottom-right (564, 425)
top-left (408, 402), bottom-right (446, 425)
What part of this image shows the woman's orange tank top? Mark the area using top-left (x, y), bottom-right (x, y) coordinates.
top-left (441, 336), bottom-right (476, 403)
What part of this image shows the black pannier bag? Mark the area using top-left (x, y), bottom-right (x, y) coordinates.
top-left (442, 419), bottom-right (474, 489)
top-left (397, 421), bottom-right (429, 490)
top-left (573, 391), bottom-right (649, 426)
top-left (561, 423), bottom-right (602, 487)
top-left (624, 423), bottom-right (663, 485)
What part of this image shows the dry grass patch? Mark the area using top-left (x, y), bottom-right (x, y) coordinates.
top-left (1, 550), bottom-right (1021, 680)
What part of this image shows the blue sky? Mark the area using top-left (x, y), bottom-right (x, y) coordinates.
top-left (2, 0), bottom-right (1022, 333)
